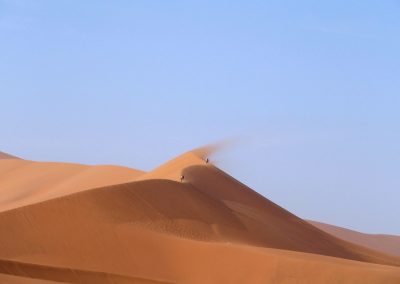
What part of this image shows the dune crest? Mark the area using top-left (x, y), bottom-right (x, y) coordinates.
top-left (140, 151), bottom-right (207, 181)
top-left (140, 141), bottom-right (232, 181)
top-left (0, 151), bottom-right (20, 160)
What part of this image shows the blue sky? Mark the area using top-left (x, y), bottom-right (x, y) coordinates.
top-left (1, 0), bottom-right (399, 234)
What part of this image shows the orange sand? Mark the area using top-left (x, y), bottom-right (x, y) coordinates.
top-left (310, 220), bottom-right (400, 257)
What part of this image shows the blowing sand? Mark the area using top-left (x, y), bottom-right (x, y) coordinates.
top-left (0, 149), bottom-right (399, 283)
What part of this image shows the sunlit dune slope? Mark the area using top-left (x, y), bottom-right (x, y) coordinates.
top-left (0, 158), bottom-right (144, 212)
top-left (140, 150), bottom-right (208, 181)
top-left (309, 220), bottom-right (400, 257)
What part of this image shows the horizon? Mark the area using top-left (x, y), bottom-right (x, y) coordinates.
top-left (1, 0), bottom-right (399, 235)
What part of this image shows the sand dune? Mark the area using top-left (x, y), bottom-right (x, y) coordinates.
top-left (1, 225), bottom-right (399, 284)
top-left (309, 220), bottom-right (400, 257)
top-left (0, 194), bottom-right (399, 283)
top-left (139, 151), bottom-right (400, 265)
top-left (0, 151), bottom-right (20, 160)
top-left (0, 158), bottom-right (144, 212)
top-left (0, 149), bottom-right (399, 283)
top-left (140, 151), bottom-right (208, 181)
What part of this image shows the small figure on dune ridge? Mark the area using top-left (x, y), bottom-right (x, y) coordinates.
top-left (180, 175), bottom-right (184, 182)
top-left (205, 158), bottom-right (209, 163)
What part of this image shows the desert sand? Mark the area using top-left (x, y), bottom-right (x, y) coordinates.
top-left (0, 149), bottom-right (399, 283)
top-left (0, 159), bottom-right (143, 212)
top-left (309, 220), bottom-right (400, 257)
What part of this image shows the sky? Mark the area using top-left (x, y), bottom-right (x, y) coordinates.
top-left (1, 0), bottom-right (399, 234)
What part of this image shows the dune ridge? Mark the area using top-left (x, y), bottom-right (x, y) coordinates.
top-left (0, 158), bottom-right (144, 212)
top-left (0, 151), bottom-right (20, 160)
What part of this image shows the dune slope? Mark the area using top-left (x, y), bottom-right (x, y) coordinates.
top-left (0, 181), bottom-right (399, 283)
top-left (309, 220), bottom-right (400, 257)
top-left (0, 158), bottom-right (144, 212)
top-left (139, 151), bottom-right (400, 265)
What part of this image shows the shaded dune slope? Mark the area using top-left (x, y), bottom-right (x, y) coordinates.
top-left (309, 220), bottom-right (400, 257)
top-left (181, 165), bottom-right (400, 265)
top-left (0, 259), bottom-right (171, 284)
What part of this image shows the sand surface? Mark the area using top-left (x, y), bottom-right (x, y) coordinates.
top-left (0, 150), bottom-right (399, 283)
top-left (309, 220), bottom-right (400, 257)
top-left (0, 159), bottom-right (144, 212)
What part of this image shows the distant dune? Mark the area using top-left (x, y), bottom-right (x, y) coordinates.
top-left (309, 220), bottom-right (400, 257)
top-left (0, 151), bottom-right (20, 160)
top-left (0, 149), bottom-right (399, 283)
top-left (0, 157), bottom-right (144, 212)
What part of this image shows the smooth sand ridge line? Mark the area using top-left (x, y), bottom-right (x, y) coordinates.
top-left (0, 151), bottom-right (20, 160)
top-left (0, 258), bottom-right (173, 284)
top-left (309, 220), bottom-right (400, 257)
top-left (0, 158), bottom-right (145, 212)
top-left (138, 141), bottom-right (231, 181)
top-left (138, 149), bottom-right (210, 181)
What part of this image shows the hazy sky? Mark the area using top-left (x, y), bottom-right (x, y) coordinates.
top-left (1, 0), bottom-right (399, 234)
